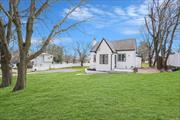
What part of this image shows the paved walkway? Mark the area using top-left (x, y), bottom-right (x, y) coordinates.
top-left (34, 69), bottom-right (80, 73)
top-left (0, 69), bottom-right (80, 77)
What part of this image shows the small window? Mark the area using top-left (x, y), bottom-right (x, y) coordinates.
top-left (93, 55), bottom-right (96, 62)
top-left (99, 54), bottom-right (108, 64)
top-left (118, 54), bottom-right (126, 62)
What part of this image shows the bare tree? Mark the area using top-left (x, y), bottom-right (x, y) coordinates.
top-left (0, 1), bottom-right (13, 87)
top-left (1, 0), bottom-right (86, 91)
top-left (140, 27), bottom-right (154, 67)
top-left (138, 40), bottom-right (149, 62)
top-left (72, 51), bottom-right (77, 63)
top-left (63, 47), bottom-right (71, 64)
top-left (74, 41), bottom-right (90, 66)
top-left (45, 43), bottom-right (64, 63)
top-left (145, 0), bottom-right (180, 69)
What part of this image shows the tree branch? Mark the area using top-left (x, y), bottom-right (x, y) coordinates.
top-left (145, 17), bottom-right (153, 37)
top-left (0, 2), bottom-right (12, 20)
top-left (25, 0), bottom-right (36, 54)
top-left (34, 0), bottom-right (49, 18)
top-left (11, 0), bottom-right (24, 51)
top-left (0, 19), bottom-right (11, 58)
top-left (27, 0), bottom-right (86, 61)
top-left (6, 1), bottom-right (13, 44)
top-left (55, 0), bottom-right (85, 29)
top-left (53, 20), bottom-right (86, 36)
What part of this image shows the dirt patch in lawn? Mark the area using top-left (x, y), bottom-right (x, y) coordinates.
top-left (138, 68), bottom-right (160, 73)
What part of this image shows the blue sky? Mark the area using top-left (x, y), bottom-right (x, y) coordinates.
top-left (31, 0), bottom-right (150, 51)
top-left (2, 0), bottom-right (179, 53)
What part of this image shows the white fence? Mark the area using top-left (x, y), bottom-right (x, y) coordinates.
top-left (50, 63), bottom-right (90, 69)
top-left (32, 63), bottom-right (90, 71)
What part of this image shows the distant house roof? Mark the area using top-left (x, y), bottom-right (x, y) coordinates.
top-left (90, 38), bottom-right (136, 53)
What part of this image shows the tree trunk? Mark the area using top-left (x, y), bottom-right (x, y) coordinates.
top-left (148, 56), bottom-right (152, 67)
top-left (80, 61), bottom-right (83, 66)
top-left (0, 48), bottom-right (12, 88)
top-left (153, 51), bottom-right (159, 67)
top-left (13, 56), bottom-right (27, 92)
top-left (163, 57), bottom-right (169, 70)
top-left (157, 56), bottom-right (163, 70)
top-left (153, 58), bottom-right (156, 67)
top-left (0, 57), bottom-right (12, 88)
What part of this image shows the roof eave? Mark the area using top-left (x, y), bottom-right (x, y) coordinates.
top-left (93, 38), bottom-right (114, 53)
top-left (116, 49), bottom-right (136, 52)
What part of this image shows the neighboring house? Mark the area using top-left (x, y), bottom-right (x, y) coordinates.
top-left (167, 53), bottom-right (180, 67)
top-left (31, 53), bottom-right (53, 71)
top-left (89, 38), bottom-right (141, 72)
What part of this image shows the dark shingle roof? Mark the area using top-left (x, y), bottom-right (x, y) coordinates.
top-left (90, 38), bottom-right (136, 52)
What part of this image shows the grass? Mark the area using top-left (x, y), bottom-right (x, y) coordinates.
top-left (0, 70), bottom-right (180, 120)
top-left (142, 63), bottom-right (150, 68)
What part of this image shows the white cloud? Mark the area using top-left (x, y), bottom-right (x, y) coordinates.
top-left (138, 4), bottom-right (148, 15)
top-left (126, 5), bottom-right (138, 17)
top-left (64, 7), bottom-right (93, 21)
top-left (31, 37), bottom-right (73, 46)
top-left (51, 37), bottom-right (73, 45)
top-left (64, 5), bottom-right (116, 22)
top-left (114, 7), bottom-right (126, 16)
top-left (63, 1), bottom-right (150, 35)
top-left (31, 38), bottom-right (43, 44)
top-left (121, 29), bottom-right (140, 35)
top-left (124, 17), bottom-right (145, 26)
top-left (89, 7), bottom-right (106, 15)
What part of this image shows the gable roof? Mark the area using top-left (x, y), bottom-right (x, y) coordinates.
top-left (91, 38), bottom-right (115, 53)
top-left (90, 38), bottom-right (136, 53)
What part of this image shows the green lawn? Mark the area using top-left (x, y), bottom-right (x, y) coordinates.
top-left (0, 70), bottom-right (180, 120)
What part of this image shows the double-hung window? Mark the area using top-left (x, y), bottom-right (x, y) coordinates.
top-left (118, 54), bottom-right (126, 62)
top-left (99, 54), bottom-right (108, 64)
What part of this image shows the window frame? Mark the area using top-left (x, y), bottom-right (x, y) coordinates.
top-left (99, 54), bottom-right (108, 64)
top-left (118, 53), bottom-right (126, 62)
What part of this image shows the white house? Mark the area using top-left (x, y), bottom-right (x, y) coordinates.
top-left (31, 53), bottom-right (53, 71)
top-left (89, 38), bottom-right (141, 72)
top-left (167, 53), bottom-right (180, 67)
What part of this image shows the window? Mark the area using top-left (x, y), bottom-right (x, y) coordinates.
top-left (99, 54), bottom-right (108, 64)
top-left (118, 54), bottom-right (126, 62)
top-left (93, 55), bottom-right (96, 62)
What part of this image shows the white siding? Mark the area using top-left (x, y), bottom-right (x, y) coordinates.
top-left (96, 40), bottom-right (112, 71)
top-left (44, 55), bottom-right (53, 62)
top-left (167, 53), bottom-right (180, 67)
top-left (116, 51), bottom-right (136, 69)
top-left (90, 52), bottom-right (96, 69)
top-left (31, 53), bottom-right (53, 71)
top-left (89, 40), bottom-right (141, 71)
